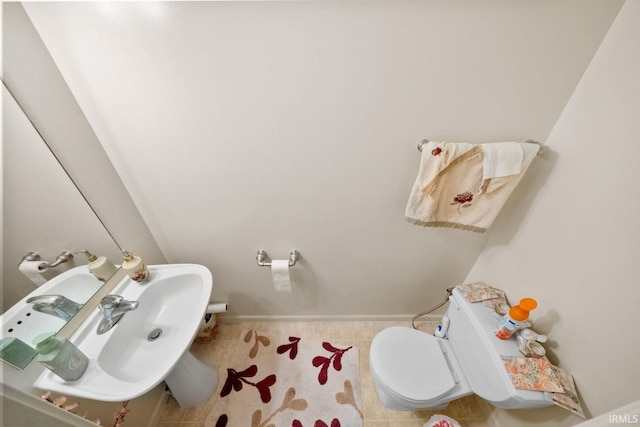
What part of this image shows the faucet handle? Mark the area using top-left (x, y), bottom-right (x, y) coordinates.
top-left (99, 295), bottom-right (124, 316)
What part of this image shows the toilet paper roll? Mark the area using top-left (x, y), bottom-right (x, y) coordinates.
top-left (271, 260), bottom-right (291, 293)
top-left (18, 261), bottom-right (48, 286)
top-left (206, 302), bottom-right (228, 314)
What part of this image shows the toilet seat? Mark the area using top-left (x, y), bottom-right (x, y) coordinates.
top-left (370, 326), bottom-right (456, 404)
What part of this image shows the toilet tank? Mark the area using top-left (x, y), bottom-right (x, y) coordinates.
top-left (445, 288), bottom-right (552, 409)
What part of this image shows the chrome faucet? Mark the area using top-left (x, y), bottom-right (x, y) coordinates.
top-left (26, 295), bottom-right (82, 321)
top-left (97, 295), bottom-right (139, 335)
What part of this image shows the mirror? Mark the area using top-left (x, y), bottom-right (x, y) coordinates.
top-left (2, 3), bottom-right (165, 369)
top-left (1, 84), bottom-right (122, 356)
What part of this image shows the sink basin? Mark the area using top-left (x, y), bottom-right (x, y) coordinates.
top-left (1, 265), bottom-right (104, 348)
top-left (34, 264), bottom-right (215, 405)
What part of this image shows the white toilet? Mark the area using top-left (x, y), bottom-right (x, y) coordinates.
top-left (369, 287), bottom-right (554, 411)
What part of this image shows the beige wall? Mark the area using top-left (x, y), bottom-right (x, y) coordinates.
top-left (22, 0), bottom-right (621, 319)
top-left (464, 0), bottom-right (640, 424)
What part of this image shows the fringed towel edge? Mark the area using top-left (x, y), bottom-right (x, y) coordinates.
top-left (404, 216), bottom-right (487, 233)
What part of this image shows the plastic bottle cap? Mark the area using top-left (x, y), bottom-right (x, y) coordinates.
top-left (81, 250), bottom-right (98, 262)
top-left (509, 298), bottom-right (537, 321)
top-left (122, 250), bottom-right (135, 262)
top-left (32, 332), bottom-right (55, 347)
top-left (35, 336), bottom-right (59, 354)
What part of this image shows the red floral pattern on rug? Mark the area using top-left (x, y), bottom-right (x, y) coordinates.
top-left (205, 329), bottom-right (363, 427)
top-left (312, 342), bottom-right (353, 385)
top-left (220, 365), bottom-right (277, 403)
top-left (277, 336), bottom-right (301, 360)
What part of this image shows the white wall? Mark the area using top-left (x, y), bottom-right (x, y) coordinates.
top-left (464, 0), bottom-right (640, 424)
top-left (22, 0), bottom-right (622, 319)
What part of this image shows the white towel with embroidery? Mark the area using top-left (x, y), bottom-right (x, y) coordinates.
top-left (405, 141), bottom-right (539, 232)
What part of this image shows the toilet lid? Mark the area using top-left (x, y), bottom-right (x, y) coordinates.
top-left (370, 327), bottom-right (456, 403)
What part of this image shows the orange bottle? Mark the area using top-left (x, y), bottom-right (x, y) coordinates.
top-left (495, 298), bottom-right (537, 340)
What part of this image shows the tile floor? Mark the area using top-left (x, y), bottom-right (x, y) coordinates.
top-left (157, 320), bottom-right (489, 427)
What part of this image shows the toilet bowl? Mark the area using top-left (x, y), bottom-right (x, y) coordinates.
top-left (369, 287), bottom-right (554, 411)
top-left (370, 326), bottom-right (471, 410)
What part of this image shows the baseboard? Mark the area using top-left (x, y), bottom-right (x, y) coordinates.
top-left (217, 313), bottom-right (443, 323)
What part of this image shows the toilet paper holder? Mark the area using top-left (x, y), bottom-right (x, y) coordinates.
top-left (256, 250), bottom-right (300, 267)
top-left (19, 251), bottom-right (74, 270)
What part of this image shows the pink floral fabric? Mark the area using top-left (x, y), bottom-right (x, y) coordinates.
top-left (502, 356), bottom-right (564, 393)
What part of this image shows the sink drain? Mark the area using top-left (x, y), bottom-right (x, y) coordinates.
top-left (148, 328), bottom-right (162, 341)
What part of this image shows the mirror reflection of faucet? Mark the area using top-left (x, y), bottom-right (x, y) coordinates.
top-left (97, 295), bottom-right (139, 334)
top-left (26, 295), bottom-right (82, 321)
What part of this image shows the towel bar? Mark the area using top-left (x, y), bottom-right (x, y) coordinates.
top-left (416, 139), bottom-right (430, 152)
top-left (256, 250), bottom-right (300, 267)
top-left (524, 139), bottom-right (544, 156)
top-left (417, 139), bottom-right (543, 156)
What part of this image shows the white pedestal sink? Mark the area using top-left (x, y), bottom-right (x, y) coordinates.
top-left (165, 350), bottom-right (219, 407)
top-left (34, 264), bottom-right (217, 408)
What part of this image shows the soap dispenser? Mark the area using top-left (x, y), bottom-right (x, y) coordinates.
top-left (81, 250), bottom-right (118, 282)
top-left (495, 298), bottom-right (537, 340)
top-left (35, 335), bottom-right (88, 381)
top-left (122, 250), bottom-right (150, 283)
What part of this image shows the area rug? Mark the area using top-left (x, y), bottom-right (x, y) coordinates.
top-left (205, 329), bottom-right (363, 427)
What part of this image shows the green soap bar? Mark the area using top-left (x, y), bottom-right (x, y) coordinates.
top-left (0, 337), bottom-right (38, 370)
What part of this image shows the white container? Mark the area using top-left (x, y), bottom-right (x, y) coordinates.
top-left (195, 313), bottom-right (219, 343)
top-left (494, 298), bottom-right (537, 340)
top-left (36, 336), bottom-right (88, 381)
top-left (122, 250), bottom-right (150, 283)
top-left (494, 313), bottom-right (521, 340)
top-left (82, 250), bottom-right (118, 282)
